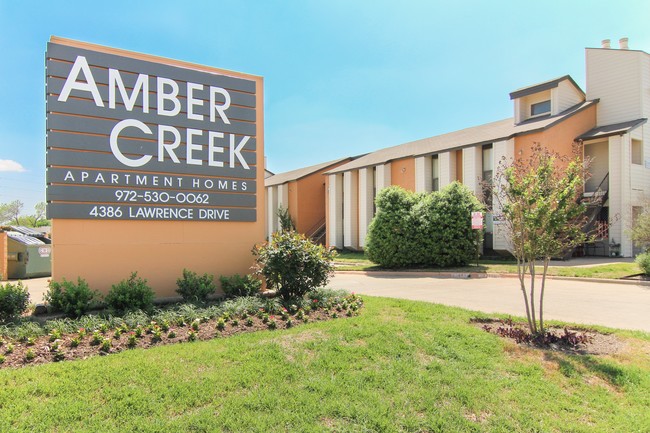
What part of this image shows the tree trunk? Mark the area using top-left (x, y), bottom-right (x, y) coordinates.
top-left (539, 259), bottom-right (549, 333)
top-left (529, 260), bottom-right (537, 334)
top-left (517, 258), bottom-right (535, 332)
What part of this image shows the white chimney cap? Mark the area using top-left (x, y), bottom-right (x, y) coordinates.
top-left (601, 39), bottom-right (611, 49)
top-left (619, 37), bottom-right (629, 49)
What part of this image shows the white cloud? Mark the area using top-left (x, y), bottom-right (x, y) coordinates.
top-left (0, 159), bottom-right (26, 172)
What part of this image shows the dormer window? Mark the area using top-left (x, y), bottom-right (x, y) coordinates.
top-left (510, 75), bottom-right (585, 124)
top-left (531, 100), bottom-right (551, 116)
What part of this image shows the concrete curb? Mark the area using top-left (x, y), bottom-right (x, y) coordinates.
top-left (335, 270), bottom-right (650, 286)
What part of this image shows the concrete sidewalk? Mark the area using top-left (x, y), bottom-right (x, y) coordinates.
top-left (329, 272), bottom-right (650, 332)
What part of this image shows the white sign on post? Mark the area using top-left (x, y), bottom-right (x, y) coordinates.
top-left (471, 211), bottom-right (483, 230)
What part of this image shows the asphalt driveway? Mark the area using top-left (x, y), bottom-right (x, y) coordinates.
top-left (329, 272), bottom-right (650, 332)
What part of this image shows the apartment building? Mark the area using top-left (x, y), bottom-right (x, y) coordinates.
top-left (265, 157), bottom-right (358, 243)
top-left (323, 39), bottom-right (649, 257)
top-left (266, 38), bottom-right (650, 257)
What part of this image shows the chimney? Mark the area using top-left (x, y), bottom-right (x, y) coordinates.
top-left (619, 37), bottom-right (629, 49)
top-left (601, 39), bottom-right (611, 49)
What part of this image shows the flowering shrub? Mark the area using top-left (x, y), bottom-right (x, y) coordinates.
top-left (24, 349), bottom-right (35, 361)
top-left (253, 231), bottom-right (336, 301)
top-left (127, 333), bottom-right (137, 348)
top-left (0, 290), bottom-right (364, 368)
top-left (100, 338), bottom-right (111, 353)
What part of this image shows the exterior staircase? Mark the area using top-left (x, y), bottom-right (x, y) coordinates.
top-left (306, 218), bottom-right (327, 245)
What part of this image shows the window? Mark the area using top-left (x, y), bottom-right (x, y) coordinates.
top-left (632, 139), bottom-right (643, 165)
top-left (482, 144), bottom-right (493, 206)
top-left (431, 155), bottom-right (439, 191)
top-left (530, 100), bottom-right (551, 116)
top-left (372, 166), bottom-right (377, 215)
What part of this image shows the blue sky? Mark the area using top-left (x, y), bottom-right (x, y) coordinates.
top-left (0, 0), bottom-right (649, 213)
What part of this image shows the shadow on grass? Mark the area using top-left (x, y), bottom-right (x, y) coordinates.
top-left (544, 352), bottom-right (640, 387)
top-left (335, 264), bottom-right (498, 273)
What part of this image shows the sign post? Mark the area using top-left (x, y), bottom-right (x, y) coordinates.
top-left (471, 211), bottom-right (483, 267)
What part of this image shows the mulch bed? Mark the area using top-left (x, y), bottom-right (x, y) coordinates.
top-left (0, 309), bottom-right (354, 370)
top-left (474, 318), bottom-right (627, 356)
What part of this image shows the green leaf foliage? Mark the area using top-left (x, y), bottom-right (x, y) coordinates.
top-left (45, 277), bottom-right (101, 318)
top-left (219, 274), bottom-right (262, 298)
top-left (105, 272), bottom-right (155, 314)
top-left (0, 281), bottom-right (30, 323)
top-left (176, 269), bottom-right (217, 303)
top-left (365, 183), bottom-right (483, 268)
top-left (253, 231), bottom-right (336, 300)
top-left (635, 252), bottom-right (650, 275)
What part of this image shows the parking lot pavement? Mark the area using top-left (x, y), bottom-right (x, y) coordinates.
top-left (329, 272), bottom-right (650, 332)
top-left (1, 277), bottom-right (50, 304)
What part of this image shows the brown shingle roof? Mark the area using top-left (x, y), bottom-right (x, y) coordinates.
top-left (326, 100), bottom-right (597, 175)
top-left (265, 156), bottom-right (357, 186)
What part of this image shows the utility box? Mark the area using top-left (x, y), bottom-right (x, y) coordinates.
top-left (3, 227), bottom-right (52, 279)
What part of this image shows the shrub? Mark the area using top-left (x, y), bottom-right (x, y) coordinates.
top-left (253, 231), bottom-right (336, 301)
top-left (0, 281), bottom-right (30, 323)
top-left (365, 186), bottom-right (422, 268)
top-left (176, 269), bottom-right (216, 303)
top-left (417, 182), bottom-right (484, 267)
top-left (105, 272), bottom-right (155, 313)
top-left (636, 252), bottom-right (650, 275)
top-left (366, 183), bottom-right (483, 268)
top-left (45, 277), bottom-right (101, 318)
top-left (219, 274), bottom-right (262, 298)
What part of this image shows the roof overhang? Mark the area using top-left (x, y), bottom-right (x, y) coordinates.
top-left (509, 75), bottom-right (584, 100)
top-left (576, 118), bottom-right (647, 141)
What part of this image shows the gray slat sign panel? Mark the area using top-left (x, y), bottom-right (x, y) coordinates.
top-left (47, 130), bottom-right (257, 153)
top-left (47, 148), bottom-right (257, 178)
top-left (47, 167), bottom-right (257, 193)
top-left (46, 42), bottom-right (259, 222)
top-left (48, 203), bottom-right (256, 222)
top-left (47, 185), bottom-right (256, 208)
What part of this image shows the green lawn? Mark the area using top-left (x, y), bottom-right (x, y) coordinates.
top-left (1, 296), bottom-right (648, 432)
top-left (334, 251), bottom-right (642, 279)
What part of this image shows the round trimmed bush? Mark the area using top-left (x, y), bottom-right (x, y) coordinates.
top-left (0, 281), bottom-right (30, 323)
top-left (45, 277), bottom-right (101, 318)
top-left (176, 269), bottom-right (216, 302)
top-left (105, 272), bottom-right (155, 313)
top-left (253, 231), bottom-right (335, 301)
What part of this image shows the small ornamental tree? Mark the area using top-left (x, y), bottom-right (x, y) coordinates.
top-left (490, 143), bottom-right (590, 334)
top-left (253, 231), bottom-right (336, 300)
top-left (277, 206), bottom-right (296, 232)
top-left (630, 206), bottom-right (650, 252)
